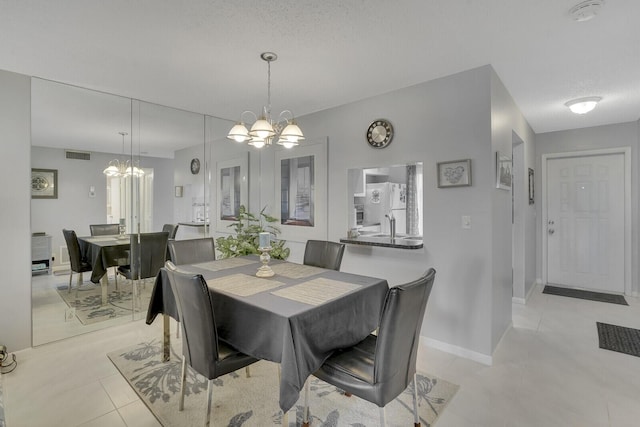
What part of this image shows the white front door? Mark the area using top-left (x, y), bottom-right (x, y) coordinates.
top-left (546, 153), bottom-right (625, 293)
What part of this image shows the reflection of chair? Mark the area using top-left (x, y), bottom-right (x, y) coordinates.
top-left (303, 240), bottom-right (346, 271)
top-left (90, 223), bottom-right (122, 286)
top-left (303, 268), bottom-right (436, 427)
top-left (162, 223), bottom-right (179, 239)
top-left (162, 224), bottom-right (179, 260)
top-left (118, 232), bottom-right (169, 307)
top-left (168, 238), bottom-right (216, 265)
top-left (62, 229), bottom-right (93, 295)
top-left (89, 223), bottom-right (119, 236)
top-left (165, 261), bottom-right (258, 425)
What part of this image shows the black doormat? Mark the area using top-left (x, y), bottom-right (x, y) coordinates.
top-left (597, 322), bottom-right (640, 357)
top-left (543, 285), bottom-right (628, 305)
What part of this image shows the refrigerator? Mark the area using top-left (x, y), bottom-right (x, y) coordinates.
top-left (363, 182), bottom-right (406, 235)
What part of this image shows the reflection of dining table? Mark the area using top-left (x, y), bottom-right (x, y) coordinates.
top-left (77, 235), bottom-right (130, 305)
top-left (146, 255), bottom-right (389, 413)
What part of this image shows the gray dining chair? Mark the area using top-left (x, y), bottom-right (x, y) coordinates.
top-left (302, 268), bottom-right (436, 427)
top-left (61, 229), bottom-right (93, 295)
top-left (90, 223), bottom-right (123, 286)
top-left (303, 240), bottom-right (346, 271)
top-left (162, 223), bottom-right (179, 239)
top-left (168, 237), bottom-right (216, 265)
top-left (118, 232), bottom-right (169, 307)
top-left (89, 223), bottom-right (120, 236)
top-left (165, 261), bottom-right (258, 426)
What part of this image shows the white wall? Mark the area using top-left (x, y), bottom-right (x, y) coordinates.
top-left (0, 69), bottom-right (32, 351)
top-left (489, 70), bottom-right (536, 347)
top-left (232, 66), bottom-right (502, 359)
top-left (536, 122), bottom-right (640, 295)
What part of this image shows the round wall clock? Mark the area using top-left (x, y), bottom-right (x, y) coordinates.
top-left (366, 119), bottom-right (394, 148)
top-left (190, 158), bottom-right (200, 175)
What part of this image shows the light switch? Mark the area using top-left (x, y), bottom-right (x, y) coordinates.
top-left (462, 215), bottom-right (471, 229)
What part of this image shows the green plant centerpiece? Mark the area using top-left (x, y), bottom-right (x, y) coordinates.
top-left (215, 205), bottom-right (290, 260)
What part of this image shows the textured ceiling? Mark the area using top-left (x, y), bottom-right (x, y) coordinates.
top-left (2, 0), bottom-right (639, 156)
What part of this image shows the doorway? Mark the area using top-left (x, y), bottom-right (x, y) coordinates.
top-left (542, 149), bottom-right (630, 294)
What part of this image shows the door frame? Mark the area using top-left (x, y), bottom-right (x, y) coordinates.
top-left (541, 147), bottom-right (631, 295)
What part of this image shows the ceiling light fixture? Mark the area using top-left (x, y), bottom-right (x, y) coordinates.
top-left (565, 96), bottom-right (602, 114)
top-left (569, 0), bottom-right (605, 22)
top-left (103, 132), bottom-right (145, 177)
top-left (227, 52), bottom-right (304, 149)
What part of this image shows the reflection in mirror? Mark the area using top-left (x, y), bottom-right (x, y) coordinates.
top-left (348, 162), bottom-right (423, 238)
top-left (280, 155), bottom-right (314, 226)
top-left (31, 78), bottom-right (135, 345)
top-left (30, 79), bottom-right (209, 345)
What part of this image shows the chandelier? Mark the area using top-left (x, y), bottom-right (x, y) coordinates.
top-left (103, 132), bottom-right (145, 177)
top-left (227, 52), bottom-right (304, 149)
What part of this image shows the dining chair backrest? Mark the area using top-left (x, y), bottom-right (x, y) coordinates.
top-left (128, 232), bottom-right (169, 280)
top-left (165, 261), bottom-right (220, 378)
top-left (89, 223), bottom-right (119, 236)
top-left (168, 237), bottom-right (216, 265)
top-left (162, 223), bottom-right (179, 239)
top-left (373, 268), bottom-right (436, 401)
top-left (62, 229), bottom-right (83, 273)
top-left (303, 240), bottom-right (346, 271)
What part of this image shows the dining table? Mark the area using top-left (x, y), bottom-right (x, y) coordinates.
top-left (145, 255), bottom-right (389, 414)
top-left (77, 234), bottom-right (131, 305)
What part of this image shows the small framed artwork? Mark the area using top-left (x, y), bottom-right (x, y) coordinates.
top-left (175, 186), bottom-right (183, 198)
top-left (496, 152), bottom-right (512, 190)
top-left (437, 159), bottom-right (472, 188)
top-left (31, 168), bottom-right (58, 199)
top-left (528, 168), bottom-right (535, 204)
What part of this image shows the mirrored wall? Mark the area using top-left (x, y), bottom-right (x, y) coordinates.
top-left (30, 78), bottom-right (223, 345)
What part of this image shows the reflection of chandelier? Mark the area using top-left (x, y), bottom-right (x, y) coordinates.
top-left (103, 132), bottom-right (144, 177)
top-left (227, 52), bottom-right (304, 149)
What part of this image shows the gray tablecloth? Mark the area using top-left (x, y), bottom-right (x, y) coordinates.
top-left (146, 255), bottom-right (389, 412)
top-left (78, 235), bottom-right (130, 283)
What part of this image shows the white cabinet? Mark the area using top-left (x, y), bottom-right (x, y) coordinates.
top-left (31, 234), bottom-right (52, 275)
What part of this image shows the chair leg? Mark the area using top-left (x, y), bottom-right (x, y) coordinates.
top-left (205, 378), bottom-right (213, 427)
top-left (176, 320), bottom-right (180, 339)
top-left (76, 272), bottom-right (83, 299)
top-left (68, 271), bottom-right (73, 293)
top-left (379, 406), bottom-right (386, 427)
top-left (282, 410), bottom-right (288, 427)
top-left (412, 373), bottom-right (421, 427)
top-left (245, 366), bottom-right (251, 378)
top-left (113, 267), bottom-right (118, 290)
top-left (179, 356), bottom-right (187, 411)
top-left (302, 379), bottom-right (310, 427)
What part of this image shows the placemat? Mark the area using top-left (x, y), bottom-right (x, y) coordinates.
top-left (86, 236), bottom-right (119, 242)
top-left (270, 263), bottom-right (326, 279)
top-left (207, 273), bottom-right (284, 296)
top-left (194, 257), bottom-right (256, 272)
top-left (271, 278), bottom-right (360, 306)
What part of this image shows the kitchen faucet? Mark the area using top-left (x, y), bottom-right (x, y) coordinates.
top-left (385, 212), bottom-right (396, 240)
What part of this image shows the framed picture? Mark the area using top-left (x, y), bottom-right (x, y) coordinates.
top-left (174, 186), bottom-right (183, 198)
top-left (437, 159), bottom-right (472, 188)
top-left (216, 154), bottom-right (249, 231)
top-left (31, 168), bottom-right (58, 199)
top-left (528, 168), bottom-right (535, 204)
top-left (496, 152), bottom-right (512, 190)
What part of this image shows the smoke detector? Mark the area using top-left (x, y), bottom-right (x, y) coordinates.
top-left (569, 0), bottom-right (605, 22)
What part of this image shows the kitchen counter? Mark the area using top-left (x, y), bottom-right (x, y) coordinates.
top-left (340, 234), bottom-right (423, 249)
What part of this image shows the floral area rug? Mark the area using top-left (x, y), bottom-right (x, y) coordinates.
top-left (108, 340), bottom-right (458, 426)
top-left (56, 277), bottom-right (153, 325)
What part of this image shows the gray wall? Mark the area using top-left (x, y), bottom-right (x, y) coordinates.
top-left (31, 146), bottom-right (174, 269)
top-left (0, 69), bottom-right (32, 351)
top-left (216, 65), bottom-right (530, 359)
top-left (535, 121), bottom-right (640, 295)
top-left (489, 70), bottom-right (537, 348)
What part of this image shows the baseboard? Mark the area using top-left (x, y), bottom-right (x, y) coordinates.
top-left (421, 336), bottom-right (492, 366)
top-left (512, 279), bottom-right (539, 304)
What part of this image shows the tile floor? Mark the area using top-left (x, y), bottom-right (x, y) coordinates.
top-left (3, 282), bottom-right (640, 426)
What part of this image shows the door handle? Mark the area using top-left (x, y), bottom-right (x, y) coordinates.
top-left (548, 229), bottom-right (555, 235)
